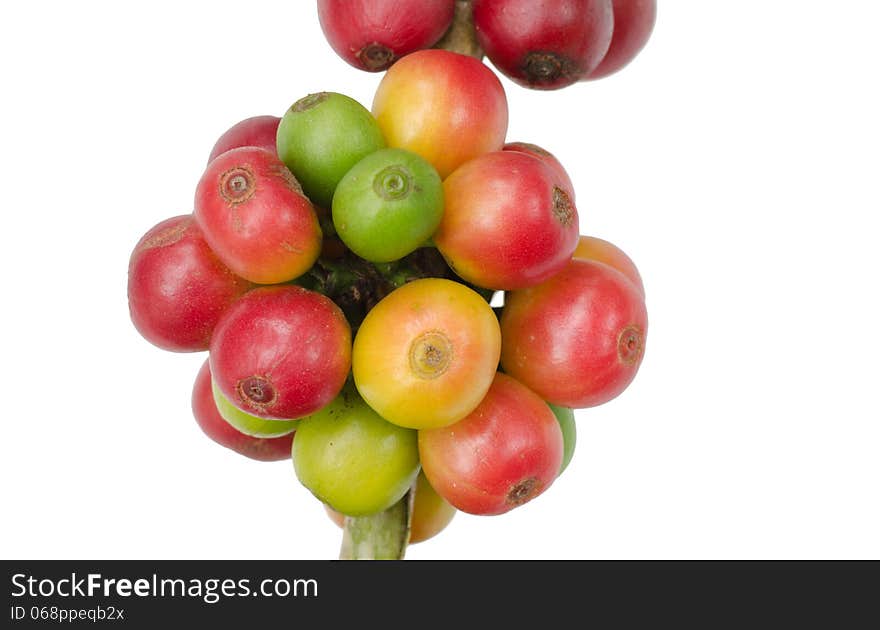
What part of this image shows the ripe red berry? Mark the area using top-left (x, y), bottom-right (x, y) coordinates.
top-left (194, 147), bottom-right (322, 284)
top-left (210, 285), bottom-right (352, 420)
top-left (501, 259), bottom-right (648, 408)
top-left (128, 215), bottom-right (251, 352)
top-left (435, 150), bottom-right (579, 290)
top-left (586, 0), bottom-right (657, 80)
top-left (317, 0), bottom-right (455, 72)
top-left (191, 359), bottom-right (294, 462)
top-left (207, 115), bottom-right (280, 163)
top-left (419, 373), bottom-right (564, 516)
top-left (473, 0), bottom-right (614, 89)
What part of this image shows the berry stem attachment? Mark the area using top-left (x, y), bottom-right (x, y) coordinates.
top-left (296, 248), bottom-right (465, 330)
top-left (339, 490), bottom-right (414, 560)
top-left (435, 1), bottom-right (483, 60)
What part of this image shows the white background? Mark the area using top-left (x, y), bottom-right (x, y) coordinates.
top-left (2, 1), bottom-right (878, 560)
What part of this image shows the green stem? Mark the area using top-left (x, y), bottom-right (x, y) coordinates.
top-left (435, 0), bottom-right (483, 60)
top-left (339, 491), bottom-right (414, 560)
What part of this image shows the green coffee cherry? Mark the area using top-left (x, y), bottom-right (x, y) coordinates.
top-left (276, 92), bottom-right (385, 208)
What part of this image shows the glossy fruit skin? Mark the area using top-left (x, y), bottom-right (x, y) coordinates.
top-left (548, 403), bottom-right (576, 475)
top-left (317, 0), bottom-right (455, 72)
top-left (210, 285), bottom-right (352, 420)
top-left (435, 151), bottom-right (579, 290)
top-left (352, 278), bottom-right (501, 430)
top-left (293, 387), bottom-right (420, 516)
top-left (332, 148), bottom-right (443, 262)
top-left (419, 373), bottom-right (563, 516)
top-left (276, 92), bottom-right (386, 209)
top-left (473, 0), bottom-right (614, 89)
top-left (372, 49), bottom-right (508, 179)
top-left (207, 115), bottom-right (280, 163)
top-left (211, 381), bottom-right (298, 438)
top-left (128, 215), bottom-right (251, 352)
top-left (586, 0), bottom-right (657, 80)
top-left (573, 235), bottom-right (644, 295)
top-left (191, 359), bottom-right (294, 461)
top-left (503, 141), bottom-right (575, 201)
top-left (501, 259), bottom-right (647, 408)
top-left (325, 471), bottom-right (456, 544)
top-left (194, 147), bottom-right (321, 284)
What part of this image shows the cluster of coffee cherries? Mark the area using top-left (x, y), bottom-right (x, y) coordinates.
top-left (128, 4), bottom-right (651, 557)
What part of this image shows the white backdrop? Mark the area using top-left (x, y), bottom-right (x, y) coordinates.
top-left (2, 1), bottom-right (878, 560)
